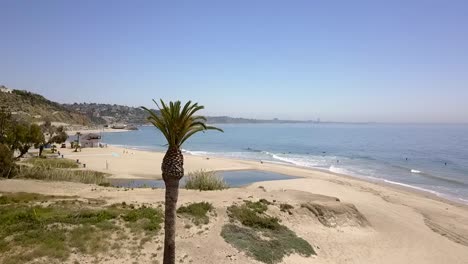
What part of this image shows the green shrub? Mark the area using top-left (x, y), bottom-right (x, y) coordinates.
top-left (221, 224), bottom-right (315, 264)
top-left (122, 206), bottom-right (164, 233)
top-left (177, 202), bottom-right (214, 225)
top-left (222, 200), bottom-right (315, 264)
top-left (227, 203), bottom-right (280, 230)
top-left (245, 200), bottom-right (269, 214)
top-left (185, 170), bottom-right (228, 191)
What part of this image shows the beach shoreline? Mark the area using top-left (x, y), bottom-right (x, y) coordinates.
top-left (66, 142), bottom-right (468, 207)
top-left (66, 128), bottom-right (131, 136)
top-left (2, 144), bottom-right (468, 263)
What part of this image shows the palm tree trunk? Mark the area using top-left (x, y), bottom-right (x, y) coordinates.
top-left (163, 178), bottom-right (179, 264)
top-left (161, 146), bottom-right (184, 264)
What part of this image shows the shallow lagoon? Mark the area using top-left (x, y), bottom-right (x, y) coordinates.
top-left (109, 170), bottom-right (299, 188)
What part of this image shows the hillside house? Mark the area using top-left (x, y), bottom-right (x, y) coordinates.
top-left (0, 86), bottom-right (13, 94)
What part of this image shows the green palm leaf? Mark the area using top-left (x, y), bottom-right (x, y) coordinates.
top-left (141, 99), bottom-right (223, 147)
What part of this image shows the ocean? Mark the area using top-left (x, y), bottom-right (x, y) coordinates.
top-left (99, 123), bottom-right (468, 203)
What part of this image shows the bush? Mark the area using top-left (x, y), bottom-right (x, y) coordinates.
top-left (222, 200), bottom-right (315, 264)
top-left (227, 203), bottom-right (280, 230)
top-left (221, 224), bottom-right (315, 264)
top-left (185, 170), bottom-right (228, 191)
top-left (177, 202), bottom-right (214, 225)
top-left (0, 144), bottom-right (15, 178)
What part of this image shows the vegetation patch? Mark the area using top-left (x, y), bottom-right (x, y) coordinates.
top-left (15, 166), bottom-right (109, 185)
top-left (280, 203), bottom-right (294, 214)
top-left (24, 157), bottom-right (79, 169)
top-left (121, 205), bottom-right (164, 234)
top-left (0, 192), bottom-right (164, 264)
top-left (227, 202), bottom-right (280, 230)
top-left (0, 192), bottom-right (73, 204)
top-left (177, 202), bottom-right (214, 225)
top-left (222, 201), bottom-right (315, 264)
top-left (185, 170), bottom-right (228, 191)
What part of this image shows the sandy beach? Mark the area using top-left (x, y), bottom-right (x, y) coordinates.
top-left (66, 128), bottom-right (131, 136)
top-left (1, 145), bottom-right (467, 264)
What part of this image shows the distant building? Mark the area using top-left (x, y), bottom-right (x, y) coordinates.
top-left (80, 133), bottom-right (102, 148)
top-left (0, 85), bottom-right (13, 94)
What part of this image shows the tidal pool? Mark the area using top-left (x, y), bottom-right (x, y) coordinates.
top-left (109, 170), bottom-right (300, 188)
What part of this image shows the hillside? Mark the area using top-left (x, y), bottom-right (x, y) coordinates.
top-left (1, 86), bottom-right (309, 126)
top-left (62, 104), bottom-right (308, 125)
top-left (61, 103), bottom-right (157, 125)
top-left (0, 86), bottom-right (91, 125)
top-left (205, 116), bottom-right (308, 124)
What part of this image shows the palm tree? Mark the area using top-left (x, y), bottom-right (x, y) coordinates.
top-left (142, 99), bottom-right (223, 264)
top-left (74, 132), bottom-right (81, 152)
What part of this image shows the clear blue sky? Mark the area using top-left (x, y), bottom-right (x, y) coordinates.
top-left (1, 0), bottom-right (467, 123)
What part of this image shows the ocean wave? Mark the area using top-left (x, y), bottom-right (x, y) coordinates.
top-left (382, 163), bottom-right (468, 187)
top-left (182, 149), bottom-right (212, 156)
top-left (328, 165), bottom-right (354, 175)
top-left (106, 144), bottom-right (160, 151)
top-left (382, 179), bottom-right (444, 197)
top-left (270, 154), bottom-right (325, 168)
top-left (244, 147), bottom-right (262, 152)
top-left (408, 170), bottom-right (468, 186)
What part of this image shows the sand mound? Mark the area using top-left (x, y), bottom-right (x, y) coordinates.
top-left (301, 202), bottom-right (370, 228)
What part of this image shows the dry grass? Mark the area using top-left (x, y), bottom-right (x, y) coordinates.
top-left (185, 170), bottom-right (228, 191)
top-left (15, 166), bottom-right (109, 185)
top-left (25, 157), bottom-right (79, 169)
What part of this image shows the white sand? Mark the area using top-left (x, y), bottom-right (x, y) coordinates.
top-left (1, 145), bottom-right (468, 263)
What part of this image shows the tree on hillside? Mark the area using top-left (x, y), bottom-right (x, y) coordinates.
top-left (142, 100), bottom-right (223, 264)
top-left (40, 120), bottom-right (68, 155)
top-left (49, 126), bottom-right (67, 144)
top-left (0, 143), bottom-right (15, 178)
top-left (0, 108), bottom-right (12, 144)
top-left (7, 123), bottom-right (44, 159)
top-left (1, 108), bottom-right (45, 160)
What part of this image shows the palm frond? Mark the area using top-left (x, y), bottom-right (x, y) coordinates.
top-left (141, 99), bottom-right (223, 147)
